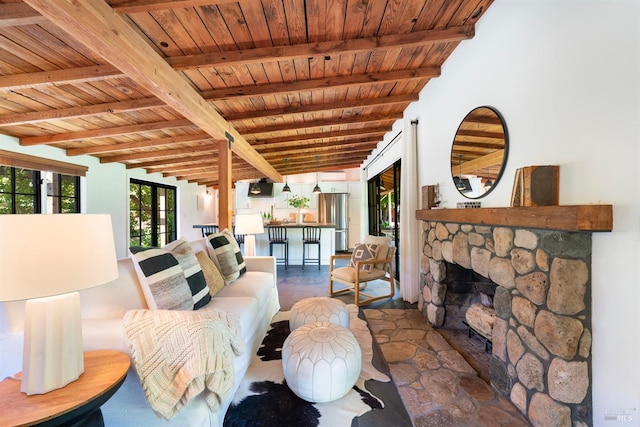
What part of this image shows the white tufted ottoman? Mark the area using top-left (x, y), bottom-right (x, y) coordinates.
top-left (289, 297), bottom-right (350, 331)
top-left (282, 321), bottom-right (362, 403)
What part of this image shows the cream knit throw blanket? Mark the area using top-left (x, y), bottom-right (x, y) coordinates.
top-left (123, 309), bottom-right (245, 420)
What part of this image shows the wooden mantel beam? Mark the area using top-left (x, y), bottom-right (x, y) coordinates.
top-left (416, 205), bottom-right (613, 232)
top-left (23, 0), bottom-right (280, 183)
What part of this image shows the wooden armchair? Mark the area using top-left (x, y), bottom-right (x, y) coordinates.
top-left (329, 236), bottom-right (396, 306)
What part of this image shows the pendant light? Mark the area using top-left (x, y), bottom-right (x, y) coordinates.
top-left (312, 155), bottom-right (322, 194)
top-left (454, 154), bottom-right (471, 193)
top-left (282, 158), bottom-right (291, 193)
top-left (455, 154), bottom-right (466, 191)
top-left (250, 173), bottom-right (261, 194)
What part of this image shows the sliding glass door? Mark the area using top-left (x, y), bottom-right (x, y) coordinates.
top-left (367, 160), bottom-right (400, 279)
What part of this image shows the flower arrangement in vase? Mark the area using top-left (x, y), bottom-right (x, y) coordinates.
top-left (288, 194), bottom-right (309, 224)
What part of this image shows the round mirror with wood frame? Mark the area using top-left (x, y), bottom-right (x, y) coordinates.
top-left (450, 106), bottom-right (508, 199)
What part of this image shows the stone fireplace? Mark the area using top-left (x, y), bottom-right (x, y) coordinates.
top-left (416, 205), bottom-right (612, 427)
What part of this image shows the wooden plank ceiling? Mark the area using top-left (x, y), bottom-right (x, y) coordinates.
top-left (0, 0), bottom-right (493, 188)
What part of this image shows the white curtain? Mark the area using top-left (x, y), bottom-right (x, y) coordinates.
top-left (399, 119), bottom-right (420, 303)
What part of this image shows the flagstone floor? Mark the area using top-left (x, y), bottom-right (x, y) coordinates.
top-left (277, 263), bottom-right (531, 426)
top-left (363, 309), bottom-right (530, 427)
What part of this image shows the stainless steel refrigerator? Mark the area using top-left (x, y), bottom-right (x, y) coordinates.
top-left (318, 193), bottom-right (349, 252)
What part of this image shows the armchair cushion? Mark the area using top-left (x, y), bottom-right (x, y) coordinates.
top-left (348, 243), bottom-right (380, 272)
top-left (331, 266), bottom-right (387, 283)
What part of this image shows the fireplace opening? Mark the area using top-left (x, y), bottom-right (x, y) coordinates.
top-left (438, 262), bottom-right (497, 383)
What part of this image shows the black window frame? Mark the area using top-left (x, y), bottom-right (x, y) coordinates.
top-left (47, 173), bottom-right (81, 213)
top-left (129, 179), bottom-right (177, 247)
top-left (0, 166), bottom-right (41, 214)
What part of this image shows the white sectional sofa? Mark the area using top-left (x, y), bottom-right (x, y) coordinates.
top-left (0, 238), bottom-right (280, 427)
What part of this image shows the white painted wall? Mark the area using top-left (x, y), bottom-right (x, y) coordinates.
top-left (0, 137), bottom-right (215, 258)
top-left (368, 1), bottom-right (639, 423)
top-left (1, 1), bottom-right (637, 420)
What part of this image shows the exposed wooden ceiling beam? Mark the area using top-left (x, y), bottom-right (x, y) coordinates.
top-left (160, 163), bottom-right (218, 175)
top-left (0, 10), bottom-right (462, 93)
top-left (0, 3), bottom-right (46, 27)
top-left (0, 1), bottom-right (241, 27)
top-left (454, 130), bottom-right (506, 141)
top-left (224, 94), bottom-right (418, 122)
top-left (0, 65), bottom-right (121, 91)
top-left (168, 26), bottom-right (474, 70)
top-left (109, 0), bottom-right (240, 14)
top-left (0, 93), bottom-right (414, 127)
top-left (243, 113), bottom-right (401, 136)
top-left (248, 127), bottom-right (390, 145)
top-left (172, 152), bottom-right (370, 180)
top-left (20, 119), bottom-right (194, 146)
top-left (65, 134), bottom-right (215, 156)
top-left (127, 153), bottom-right (218, 170)
top-left (456, 151), bottom-right (505, 178)
top-left (0, 97), bottom-right (162, 126)
top-left (23, 0), bottom-right (280, 182)
top-left (100, 146), bottom-right (217, 163)
top-left (259, 138), bottom-right (379, 153)
top-left (202, 68), bottom-right (440, 101)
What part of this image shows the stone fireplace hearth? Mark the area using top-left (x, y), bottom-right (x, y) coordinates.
top-left (416, 207), bottom-right (610, 427)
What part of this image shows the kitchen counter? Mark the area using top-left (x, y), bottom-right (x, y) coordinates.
top-left (264, 223), bottom-right (335, 228)
top-left (193, 222), bottom-right (336, 264)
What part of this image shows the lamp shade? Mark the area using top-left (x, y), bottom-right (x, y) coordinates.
top-left (0, 214), bottom-right (118, 302)
top-left (234, 213), bottom-right (264, 235)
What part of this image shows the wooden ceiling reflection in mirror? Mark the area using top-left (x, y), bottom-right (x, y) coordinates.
top-left (450, 106), bottom-right (508, 199)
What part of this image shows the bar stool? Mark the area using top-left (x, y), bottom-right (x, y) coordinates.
top-left (232, 226), bottom-right (245, 251)
top-left (302, 226), bottom-right (321, 270)
top-left (268, 226), bottom-right (288, 269)
top-left (201, 225), bottom-right (218, 237)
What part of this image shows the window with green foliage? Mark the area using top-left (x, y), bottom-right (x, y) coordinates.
top-left (0, 166), bottom-right (41, 214)
top-left (129, 179), bottom-right (177, 247)
top-left (46, 173), bottom-right (80, 213)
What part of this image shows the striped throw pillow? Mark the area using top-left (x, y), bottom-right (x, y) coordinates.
top-left (206, 231), bottom-right (245, 284)
top-left (164, 239), bottom-right (211, 309)
top-left (130, 246), bottom-right (193, 310)
top-left (221, 228), bottom-right (246, 275)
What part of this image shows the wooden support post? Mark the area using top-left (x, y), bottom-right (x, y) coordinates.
top-left (218, 138), bottom-right (232, 230)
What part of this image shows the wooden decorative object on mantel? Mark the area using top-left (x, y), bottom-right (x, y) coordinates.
top-left (511, 165), bottom-right (559, 207)
top-left (415, 205), bottom-right (613, 232)
top-left (422, 185), bottom-right (439, 209)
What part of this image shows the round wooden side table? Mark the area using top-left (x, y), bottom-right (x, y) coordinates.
top-left (0, 350), bottom-right (130, 427)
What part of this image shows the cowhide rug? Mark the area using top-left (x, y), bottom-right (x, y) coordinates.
top-left (224, 304), bottom-right (390, 427)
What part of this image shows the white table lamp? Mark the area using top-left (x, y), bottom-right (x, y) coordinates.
top-left (234, 213), bottom-right (264, 256)
top-left (0, 214), bottom-right (118, 395)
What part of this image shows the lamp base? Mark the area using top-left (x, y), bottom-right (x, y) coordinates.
top-left (22, 292), bottom-right (84, 395)
top-left (244, 234), bottom-right (256, 256)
